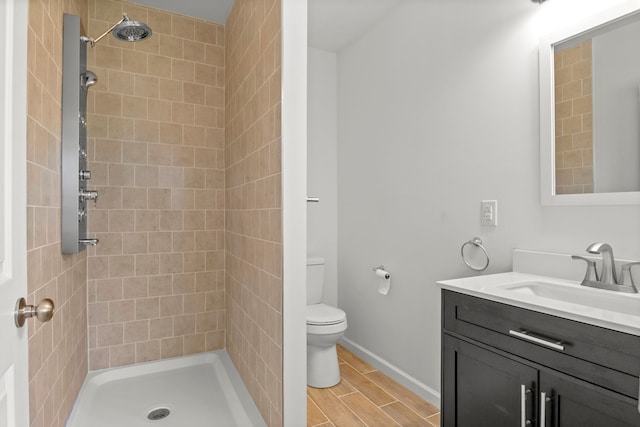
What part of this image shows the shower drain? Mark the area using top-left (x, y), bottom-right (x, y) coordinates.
top-left (147, 408), bottom-right (171, 421)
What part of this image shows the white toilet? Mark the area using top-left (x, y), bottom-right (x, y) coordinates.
top-left (306, 257), bottom-right (348, 388)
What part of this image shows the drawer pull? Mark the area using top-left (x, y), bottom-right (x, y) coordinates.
top-left (520, 384), bottom-right (532, 426)
top-left (509, 329), bottom-right (565, 351)
top-left (540, 392), bottom-right (551, 427)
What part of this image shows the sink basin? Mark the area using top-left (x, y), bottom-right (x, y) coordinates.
top-left (499, 281), bottom-right (640, 316)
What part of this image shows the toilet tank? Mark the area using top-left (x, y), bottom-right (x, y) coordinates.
top-left (306, 257), bottom-right (325, 305)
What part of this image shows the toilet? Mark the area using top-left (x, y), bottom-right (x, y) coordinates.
top-left (306, 257), bottom-right (348, 388)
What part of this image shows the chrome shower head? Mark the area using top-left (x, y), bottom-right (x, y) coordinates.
top-left (83, 14), bottom-right (152, 47)
top-left (81, 71), bottom-right (97, 89)
top-left (112, 15), bottom-right (152, 42)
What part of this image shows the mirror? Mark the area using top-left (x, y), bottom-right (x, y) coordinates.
top-left (540, 1), bottom-right (640, 205)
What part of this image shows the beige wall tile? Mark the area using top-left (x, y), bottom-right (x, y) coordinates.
top-left (184, 333), bottom-right (206, 355)
top-left (150, 317), bottom-right (173, 339)
top-left (148, 275), bottom-right (173, 296)
top-left (97, 323), bottom-right (124, 347)
top-left (123, 277), bottom-right (148, 299)
top-left (160, 295), bottom-right (183, 317)
top-left (83, 0), bottom-right (227, 379)
top-left (109, 255), bottom-right (136, 278)
top-left (148, 99), bottom-right (172, 122)
top-left (136, 254), bottom-right (160, 276)
top-left (136, 297), bottom-right (160, 319)
top-left (159, 34), bottom-right (183, 58)
top-left (225, 0), bottom-right (283, 423)
top-left (136, 340), bottom-right (160, 363)
top-left (174, 314), bottom-right (196, 336)
top-left (110, 344), bottom-right (136, 367)
top-left (108, 70), bottom-right (135, 94)
top-left (96, 278), bottom-right (123, 301)
top-left (124, 320), bottom-right (150, 343)
top-left (122, 232), bottom-right (148, 254)
top-left (110, 299), bottom-right (136, 323)
top-left (148, 231), bottom-right (172, 252)
top-left (123, 141), bottom-right (148, 163)
top-left (172, 15), bottom-right (195, 39)
top-left (161, 336), bottom-right (184, 358)
top-left (148, 54), bottom-right (172, 79)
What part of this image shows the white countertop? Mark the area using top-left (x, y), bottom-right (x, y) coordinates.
top-left (437, 272), bottom-right (640, 337)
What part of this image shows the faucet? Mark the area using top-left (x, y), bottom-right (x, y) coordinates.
top-left (586, 242), bottom-right (617, 285)
top-left (572, 243), bottom-right (638, 293)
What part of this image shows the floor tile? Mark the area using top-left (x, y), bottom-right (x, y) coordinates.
top-left (340, 364), bottom-right (396, 407)
top-left (336, 345), bottom-right (374, 373)
top-left (365, 370), bottom-right (439, 419)
top-left (308, 346), bottom-right (440, 427)
top-left (340, 392), bottom-right (401, 427)
top-left (381, 401), bottom-right (432, 426)
top-left (308, 386), bottom-right (367, 427)
top-left (308, 395), bottom-right (328, 427)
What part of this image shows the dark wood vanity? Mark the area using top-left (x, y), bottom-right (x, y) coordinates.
top-left (441, 290), bottom-right (640, 426)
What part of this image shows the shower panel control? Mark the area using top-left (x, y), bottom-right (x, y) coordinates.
top-left (79, 190), bottom-right (98, 206)
top-left (61, 14), bottom-right (100, 253)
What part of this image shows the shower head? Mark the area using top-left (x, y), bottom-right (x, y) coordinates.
top-left (112, 15), bottom-right (152, 42)
top-left (81, 71), bottom-right (97, 89)
top-left (83, 14), bottom-right (152, 47)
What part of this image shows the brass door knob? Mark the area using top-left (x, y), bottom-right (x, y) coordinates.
top-left (14, 298), bottom-right (55, 328)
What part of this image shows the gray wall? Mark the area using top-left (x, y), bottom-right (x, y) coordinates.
top-left (333, 0), bottom-right (640, 395)
top-left (308, 47), bottom-right (339, 306)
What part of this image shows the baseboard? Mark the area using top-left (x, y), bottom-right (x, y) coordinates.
top-left (339, 337), bottom-right (441, 408)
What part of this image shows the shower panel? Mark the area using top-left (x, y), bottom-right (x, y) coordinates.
top-left (61, 13), bottom-right (98, 253)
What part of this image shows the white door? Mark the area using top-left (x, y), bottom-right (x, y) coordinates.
top-left (0, 0), bottom-right (30, 426)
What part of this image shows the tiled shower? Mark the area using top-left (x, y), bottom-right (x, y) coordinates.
top-left (25, 0), bottom-right (283, 425)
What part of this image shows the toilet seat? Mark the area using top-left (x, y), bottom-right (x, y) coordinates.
top-left (306, 303), bottom-right (346, 326)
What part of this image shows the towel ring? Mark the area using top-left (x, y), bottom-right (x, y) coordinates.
top-left (461, 237), bottom-right (490, 271)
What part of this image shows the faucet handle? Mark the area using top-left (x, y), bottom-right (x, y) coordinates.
top-left (571, 255), bottom-right (599, 283)
top-left (619, 262), bottom-right (640, 292)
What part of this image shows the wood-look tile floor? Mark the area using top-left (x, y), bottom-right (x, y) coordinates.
top-left (307, 345), bottom-right (440, 427)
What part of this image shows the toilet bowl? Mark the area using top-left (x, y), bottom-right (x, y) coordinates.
top-left (307, 258), bottom-right (347, 388)
top-left (306, 257), bottom-right (348, 388)
top-left (307, 303), bottom-right (347, 388)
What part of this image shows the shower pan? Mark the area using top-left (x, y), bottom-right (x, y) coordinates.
top-left (60, 13), bottom-right (152, 253)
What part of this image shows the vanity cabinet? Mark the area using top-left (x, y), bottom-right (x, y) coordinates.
top-left (441, 290), bottom-right (640, 427)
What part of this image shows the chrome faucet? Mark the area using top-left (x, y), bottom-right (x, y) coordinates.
top-left (586, 242), bottom-right (616, 285)
top-left (572, 243), bottom-right (638, 293)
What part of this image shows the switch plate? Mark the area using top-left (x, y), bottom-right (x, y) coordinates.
top-left (481, 200), bottom-right (498, 226)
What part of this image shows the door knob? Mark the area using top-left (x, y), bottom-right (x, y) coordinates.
top-left (14, 298), bottom-right (55, 328)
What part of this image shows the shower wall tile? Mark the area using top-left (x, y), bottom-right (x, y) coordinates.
top-left (27, 1), bottom-right (89, 426)
top-left (86, 0), bottom-right (225, 370)
top-left (225, 0), bottom-right (283, 425)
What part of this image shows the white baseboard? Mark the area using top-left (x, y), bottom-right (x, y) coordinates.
top-left (339, 337), bottom-right (441, 408)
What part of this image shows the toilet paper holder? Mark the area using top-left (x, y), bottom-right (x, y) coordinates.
top-left (373, 265), bottom-right (390, 279)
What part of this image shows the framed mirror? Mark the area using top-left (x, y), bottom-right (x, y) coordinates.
top-left (539, 0), bottom-right (640, 205)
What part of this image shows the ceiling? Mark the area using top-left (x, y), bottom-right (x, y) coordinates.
top-left (308, 0), bottom-right (402, 52)
top-left (130, 0), bottom-right (401, 52)
top-left (132, 0), bottom-right (234, 24)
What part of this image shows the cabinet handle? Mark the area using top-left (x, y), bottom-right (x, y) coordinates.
top-left (540, 392), bottom-right (551, 427)
top-left (509, 329), bottom-right (565, 351)
top-left (520, 385), bottom-right (532, 426)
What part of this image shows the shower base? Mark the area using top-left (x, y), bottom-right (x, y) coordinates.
top-left (65, 350), bottom-right (266, 426)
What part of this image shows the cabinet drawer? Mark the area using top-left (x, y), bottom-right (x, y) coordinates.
top-left (443, 290), bottom-right (640, 398)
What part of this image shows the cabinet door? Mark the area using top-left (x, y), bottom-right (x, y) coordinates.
top-left (443, 335), bottom-right (537, 427)
top-left (540, 371), bottom-right (640, 427)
